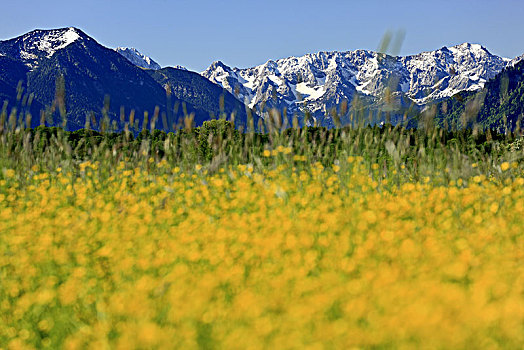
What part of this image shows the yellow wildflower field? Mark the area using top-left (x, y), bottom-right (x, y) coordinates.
top-left (0, 160), bottom-right (522, 349)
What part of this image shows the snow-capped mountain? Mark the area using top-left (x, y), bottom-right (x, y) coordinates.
top-left (202, 43), bottom-right (512, 126)
top-left (115, 47), bottom-right (161, 70)
top-left (0, 27), bottom-right (89, 69)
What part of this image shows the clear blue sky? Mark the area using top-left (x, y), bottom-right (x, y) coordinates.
top-left (1, 0), bottom-right (523, 72)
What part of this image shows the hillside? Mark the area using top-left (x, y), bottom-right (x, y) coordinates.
top-left (147, 67), bottom-right (260, 129)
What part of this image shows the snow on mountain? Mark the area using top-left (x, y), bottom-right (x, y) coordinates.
top-left (171, 65), bottom-right (188, 71)
top-left (0, 27), bottom-right (86, 68)
top-left (509, 53), bottom-right (524, 67)
top-left (38, 27), bottom-right (81, 56)
top-left (0, 28), bottom-right (170, 72)
top-left (115, 47), bottom-right (161, 70)
top-left (202, 43), bottom-right (511, 126)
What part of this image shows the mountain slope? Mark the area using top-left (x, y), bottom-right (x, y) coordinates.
top-left (0, 55), bottom-right (29, 103)
top-left (202, 44), bottom-right (510, 127)
top-left (147, 67), bottom-right (259, 129)
top-left (0, 55), bottom-right (45, 126)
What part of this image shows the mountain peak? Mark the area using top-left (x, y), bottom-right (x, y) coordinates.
top-left (22, 27), bottom-right (83, 57)
top-left (23, 26), bottom-right (84, 37)
top-left (203, 60), bottom-right (235, 76)
top-left (115, 47), bottom-right (161, 70)
top-left (208, 60), bottom-right (231, 70)
top-left (447, 42), bottom-right (491, 55)
top-left (0, 27), bottom-right (90, 66)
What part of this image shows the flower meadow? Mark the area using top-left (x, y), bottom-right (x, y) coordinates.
top-left (0, 149), bottom-right (523, 349)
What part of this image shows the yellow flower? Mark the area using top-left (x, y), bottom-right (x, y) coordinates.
top-left (4, 169), bottom-right (15, 178)
top-left (500, 162), bottom-right (510, 171)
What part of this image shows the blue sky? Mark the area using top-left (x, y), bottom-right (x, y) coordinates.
top-left (1, 0), bottom-right (523, 71)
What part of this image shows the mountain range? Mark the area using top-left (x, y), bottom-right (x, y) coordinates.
top-left (0, 27), bottom-right (522, 131)
top-left (202, 44), bottom-right (519, 127)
